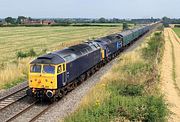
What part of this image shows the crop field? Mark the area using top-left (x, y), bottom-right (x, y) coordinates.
top-left (0, 26), bottom-right (121, 88)
top-left (173, 28), bottom-right (180, 37)
top-left (0, 26), bottom-right (121, 64)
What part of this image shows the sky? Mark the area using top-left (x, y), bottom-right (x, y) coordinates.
top-left (0, 0), bottom-right (179, 19)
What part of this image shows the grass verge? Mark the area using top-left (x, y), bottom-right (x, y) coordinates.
top-left (173, 28), bottom-right (180, 38)
top-left (64, 30), bottom-right (168, 122)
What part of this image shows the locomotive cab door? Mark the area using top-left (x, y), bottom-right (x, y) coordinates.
top-left (57, 63), bottom-right (66, 86)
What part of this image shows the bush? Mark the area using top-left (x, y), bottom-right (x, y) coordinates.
top-left (16, 51), bottom-right (28, 58)
top-left (16, 48), bottom-right (37, 58)
top-left (121, 84), bottom-right (144, 96)
top-left (28, 48), bottom-right (36, 57)
top-left (144, 96), bottom-right (168, 122)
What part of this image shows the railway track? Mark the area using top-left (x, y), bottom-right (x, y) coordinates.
top-left (0, 84), bottom-right (55, 122)
top-left (0, 86), bottom-right (28, 111)
top-left (3, 100), bottom-right (57, 122)
top-left (5, 100), bottom-right (37, 122)
top-left (29, 102), bottom-right (57, 122)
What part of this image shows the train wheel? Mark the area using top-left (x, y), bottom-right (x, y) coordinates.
top-left (72, 81), bottom-right (77, 89)
top-left (67, 83), bottom-right (73, 92)
top-left (86, 71), bottom-right (91, 78)
top-left (78, 74), bottom-right (86, 83)
top-left (52, 96), bottom-right (59, 102)
top-left (58, 89), bottom-right (66, 98)
top-left (95, 65), bottom-right (99, 71)
top-left (90, 68), bottom-right (95, 75)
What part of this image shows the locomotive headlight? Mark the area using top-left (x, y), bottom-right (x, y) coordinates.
top-left (46, 90), bottom-right (54, 98)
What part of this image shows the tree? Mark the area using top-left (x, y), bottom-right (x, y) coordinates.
top-left (17, 16), bottom-right (27, 24)
top-left (5, 17), bottom-right (16, 24)
top-left (123, 22), bottom-right (129, 30)
top-left (98, 17), bottom-right (106, 23)
top-left (112, 18), bottom-right (120, 23)
top-left (162, 17), bottom-right (170, 27)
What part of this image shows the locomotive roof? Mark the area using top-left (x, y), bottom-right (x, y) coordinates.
top-left (96, 34), bottom-right (118, 44)
top-left (30, 53), bottom-right (65, 65)
top-left (104, 34), bottom-right (120, 41)
top-left (31, 43), bottom-right (100, 64)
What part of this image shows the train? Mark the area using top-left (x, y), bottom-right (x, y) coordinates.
top-left (26, 24), bottom-right (152, 101)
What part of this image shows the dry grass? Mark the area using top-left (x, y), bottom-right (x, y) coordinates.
top-left (0, 26), bottom-right (121, 89)
top-left (0, 58), bottom-right (32, 89)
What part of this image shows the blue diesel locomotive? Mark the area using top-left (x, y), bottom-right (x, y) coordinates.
top-left (27, 25), bottom-right (150, 100)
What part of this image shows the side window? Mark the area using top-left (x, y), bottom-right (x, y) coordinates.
top-left (63, 64), bottom-right (65, 71)
top-left (57, 65), bottom-right (62, 74)
top-left (57, 64), bottom-right (66, 74)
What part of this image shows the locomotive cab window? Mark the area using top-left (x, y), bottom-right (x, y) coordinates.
top-left (57, 65), bottom-right (62, 73)
top-left (43, 65), bottom-right (55, 74)
top-left (30, 65), bottom-right (41, 73)
top-left (57, 63), bottom-right (66, 74)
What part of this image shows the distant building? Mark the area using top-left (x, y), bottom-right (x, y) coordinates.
top-left (21, 18), bottom-right (42, 25)
top-left (20, 18), bottom-right (55, 25)
top-left (42, 20), bottom-right (55, 25)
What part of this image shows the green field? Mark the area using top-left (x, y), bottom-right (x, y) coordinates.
top-left (173, 28), bottom-right (180, 37)
top-left (0, 26), bottom-right (121, 64)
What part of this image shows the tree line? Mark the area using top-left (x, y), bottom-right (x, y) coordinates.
top-left (0, 16), bottom-right (161, 25)
top-left (162, 17), bottom-right (180, 27)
